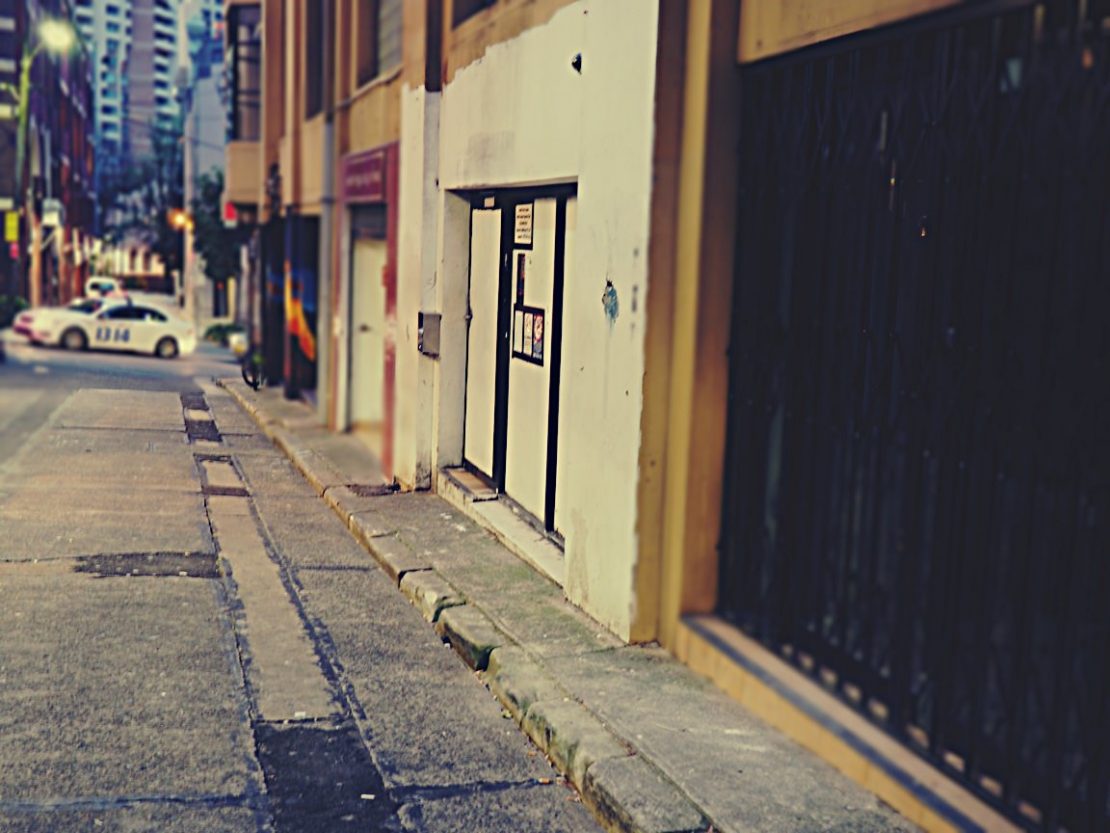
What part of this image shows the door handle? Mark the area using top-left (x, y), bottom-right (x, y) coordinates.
top-left (358, 324), bottom-right (371, 333)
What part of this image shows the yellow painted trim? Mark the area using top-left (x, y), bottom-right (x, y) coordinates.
top-left (631, 0), bottom-right (688, 644)
top-left (676, 618), bottom-right (1022, 833)
top-left (343, 65), bottom-right (404, 108)
top-left (657, 0), bottom-right (712, 650)
top-left (657, 0), bottom-right (740, 647)
top-left (738, 0), bottom-right (965, 63)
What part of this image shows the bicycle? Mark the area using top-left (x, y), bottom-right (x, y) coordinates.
top-left (240, 346), bottom-right (267, 391)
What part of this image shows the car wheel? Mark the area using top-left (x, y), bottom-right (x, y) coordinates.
top-left (155, 337), bottom-right (179, 359)
top-left (61, 328), bottom-right (87, 351)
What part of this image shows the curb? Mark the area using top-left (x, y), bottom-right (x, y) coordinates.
top-left (435, 605), bottom-right (504, 671)
top-left (399, 570), bottom-right (467, 623)
top-left (217, 379), bottom-right (718, 833)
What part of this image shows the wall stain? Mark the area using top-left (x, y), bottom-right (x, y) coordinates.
top-left (602, 280), bottom-right (619, 325)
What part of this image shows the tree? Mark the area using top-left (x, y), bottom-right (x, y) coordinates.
top-left (99, 120), bottom-right (185, 276)
top-left (190, 169), bottom-right (242, 283)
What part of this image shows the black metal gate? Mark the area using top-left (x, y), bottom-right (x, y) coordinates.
top-left (720, 3), bottom-right (1109, 831)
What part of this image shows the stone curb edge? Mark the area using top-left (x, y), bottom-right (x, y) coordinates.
top-left (216, 379), bottom-right (715, 833)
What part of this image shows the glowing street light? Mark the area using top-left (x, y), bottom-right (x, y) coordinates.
top-left (36, 19), bottom-right (78, 58)
top-left (168, 209), bottom-right (194, 232)
top-left (0, 16), bottom-right (79, 305)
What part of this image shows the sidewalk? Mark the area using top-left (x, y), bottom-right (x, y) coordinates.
top-left (219, 378), bottom-right (916, 833)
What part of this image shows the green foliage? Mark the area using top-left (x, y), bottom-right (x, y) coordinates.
top-left (99, 119), bottom-right (186, 274)
top-left (0, 294), bottom-right (28, 329)
top-left (191, 169), bottom-right (243, 284)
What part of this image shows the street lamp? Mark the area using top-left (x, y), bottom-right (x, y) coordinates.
top-left (168, 208), bottom-right (194, 232)
top-left (37, 19), bottom-right (77, 56)
top-left (0, 16), bottom-right (79, 307)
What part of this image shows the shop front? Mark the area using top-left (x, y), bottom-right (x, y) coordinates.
top-left (338, 144), bottom-right (398, 477)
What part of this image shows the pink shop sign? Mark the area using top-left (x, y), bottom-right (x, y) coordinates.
top-left (342, 149), bottom-right (386, 203)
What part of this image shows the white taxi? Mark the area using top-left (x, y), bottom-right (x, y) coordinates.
top-left (53, 302), bottom-right (197, 359)
top-left (13, 297), bottom-right (112, 344)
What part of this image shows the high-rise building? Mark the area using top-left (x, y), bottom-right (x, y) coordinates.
top-left (182, 0), bottom-right (220, 81)
top-left (125, 0), bottom-right (180, 157)
top-left (73, 0), bottom-right (179, 172)
top-left (178, 0), bottom-right (223, 321)
top-left (72, 0), bottom-right (130, 167)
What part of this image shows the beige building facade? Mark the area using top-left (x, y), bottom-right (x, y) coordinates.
top-left (223, 3), bottom-right (1105, 832)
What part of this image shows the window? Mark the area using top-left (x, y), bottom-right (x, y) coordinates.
top-left (137, 308), bottom-right (167, 322)
top-left (102, 306), bottom-right (141, 320)
top-left (304, 0), bottom-right (323, 117)
top-left (356, 0), bottom-right (402, 86)
top-left (227, 4), bottom-right (261, 140)
top-left (452, 0), bottom-right (495, 28)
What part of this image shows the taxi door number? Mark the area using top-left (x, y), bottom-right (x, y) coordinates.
top-left (95, 326), bottom-right (130, 343)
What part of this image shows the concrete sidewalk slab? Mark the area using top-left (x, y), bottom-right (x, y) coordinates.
top-left (209, 504), bottom-right (337, 722)
top-left (0, 806), bottom-right (260, 833)
top-left (54, 389), bottom-right (185, 432)
top-left (396, 786), bottom-right (599, 833)
top-left (0, 572), bottom-right (256, 801)
top-left (0, 494), bottom-right (215, 561)
top-left (288, 567), bottom-right (562, 793)
top-left (219, 378), bottom-right (917, 833)
top-left (36, 428), bottom-right (189, 455)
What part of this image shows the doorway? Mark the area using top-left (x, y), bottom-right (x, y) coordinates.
top-left (348, 206), bottom-right (388, 457)
top-left (461, 187), bottom-right (575, 534)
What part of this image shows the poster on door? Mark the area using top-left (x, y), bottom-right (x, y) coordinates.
top-left (512, 305), bottom-right (544, 366)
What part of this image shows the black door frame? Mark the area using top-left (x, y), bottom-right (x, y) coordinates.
top-left (462, 184), bottom-right (575, 533)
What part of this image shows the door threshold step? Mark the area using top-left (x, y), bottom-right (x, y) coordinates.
top-left (441, 467), bottom-right (498, 501)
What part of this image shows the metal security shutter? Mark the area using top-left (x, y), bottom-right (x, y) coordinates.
top-left (719, 3), bottom-right (1109, 830)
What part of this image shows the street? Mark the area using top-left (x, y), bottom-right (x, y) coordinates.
top-left (0, 343), bottom-right (600, 833)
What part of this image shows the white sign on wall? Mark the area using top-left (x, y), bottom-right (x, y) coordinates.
top-left (514, 202), bottom-right (533, 246)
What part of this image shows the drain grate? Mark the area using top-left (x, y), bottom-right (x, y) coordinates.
top-left (74, 551), bottom-right (219, 579)
top-left (347, 483), bottom-right (399, 498)
top-left (203, 485), bottom-right (250, 498)
top-left (186, 418), bottom-right (222, 443)
top-left (255, 721), bottom-right (395, 831)
top-left (180, 392), bottom-right (208, 411)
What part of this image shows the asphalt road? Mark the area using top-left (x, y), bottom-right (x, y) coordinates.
top-left (0, 338), bottom-right (239, 467)
top-left (0, 343), bottom-right (599, 832)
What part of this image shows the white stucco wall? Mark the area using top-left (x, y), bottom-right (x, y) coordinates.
top-left (396, 87), bottom-right (442, 489)
top-left (416, 1), bottom-right (660, 639)
top-left (437, 6), bottom-right (585, 190)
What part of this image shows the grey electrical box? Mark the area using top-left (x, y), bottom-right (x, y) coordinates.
top-left (418, 312), bottom-right (441, 358)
